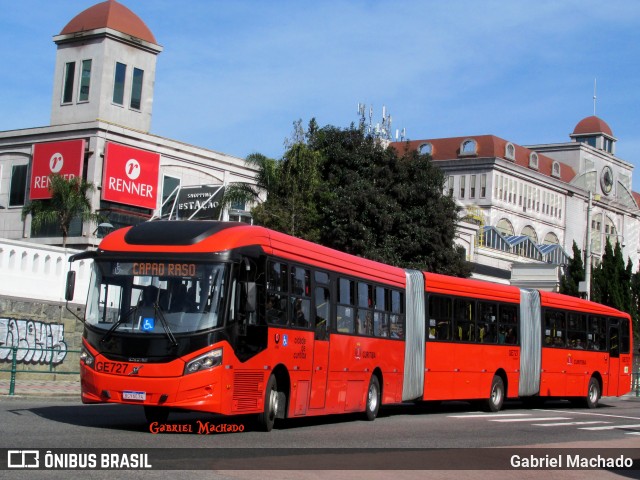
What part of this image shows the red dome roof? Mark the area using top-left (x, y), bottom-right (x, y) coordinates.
top-left (572, 115), bottom-right (613, 137)
top-left (60, 0), bottom-right (157, 44)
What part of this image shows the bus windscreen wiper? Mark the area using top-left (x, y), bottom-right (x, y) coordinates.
top-left (153, 303), bottom-right (178, 348)
top-left (100, 305), bottom-right (138, 344)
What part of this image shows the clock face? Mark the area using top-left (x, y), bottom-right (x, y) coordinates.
top-left (601, 166), bottom-right (613, 194)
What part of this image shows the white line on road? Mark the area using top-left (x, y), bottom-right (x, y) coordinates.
top-left (491, 417), bottom-right (572, 423)
top-left (579, 423), bottom-right (640, 431)
top-left (448, 413), bottom-right (531, 419)
top-left (531, 421), bottom-right (611, 427)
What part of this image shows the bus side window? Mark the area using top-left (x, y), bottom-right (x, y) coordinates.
top-left (428, 295), bottom-right (452, 341)
top-left (454, 298), bottom-right (475, 342)
top-left (314, 286), bottom-right (330, 340)
top-left (543, 309), bottom-right (565, 347)
top-left (337, 278), bottom-right (355, 334)
top-left (620, 318), bottom-right (630, 354)
top-left (478, 302), bottom-right (497, 343)
top-left (499, 304), bottom-right (518, 345)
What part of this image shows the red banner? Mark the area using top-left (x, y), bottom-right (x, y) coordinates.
top-left (102, 142), bottom-right (160, 209)
top-left (30, 140), bottom-right (85, 200)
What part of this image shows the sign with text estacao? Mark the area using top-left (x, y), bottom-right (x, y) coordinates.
top-left (101, 142), bottom-right (160, 209)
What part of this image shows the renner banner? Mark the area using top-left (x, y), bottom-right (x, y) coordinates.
top-left (102, 142), bottom-right (160, 209)
top-left (30, 140), bottom-right (85, 200)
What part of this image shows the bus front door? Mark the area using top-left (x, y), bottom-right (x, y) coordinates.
top-left (309, 285), bottom-right (330, 409)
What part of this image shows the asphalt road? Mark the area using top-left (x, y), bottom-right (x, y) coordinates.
top-left (1, 395), bottom-right (639, 479)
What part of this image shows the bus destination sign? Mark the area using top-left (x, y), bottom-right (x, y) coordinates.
top-left (112, 262), bottom-right (198, 277)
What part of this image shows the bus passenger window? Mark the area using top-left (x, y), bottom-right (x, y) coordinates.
top-left (478, 302), bottom-right (497, 343)
top-left (266, 294), bottom-right (287, 325)
top-left (543, 309), bottom-right (565, 348)
top-left (454, 299), bottom-right (475, 342)
top-left (499, 304), bottom-right (519, 345)
top-left (428, 295), bottom-right (452, 341)
top-left (267, 262), bottom-right (288, 292)
top-left (337, 306), bottom-right (354, 333)
top-left (291, 297), bottom-right (310, 328)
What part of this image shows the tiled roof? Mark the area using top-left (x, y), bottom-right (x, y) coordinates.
top-left (60, 0), bottom-right (157, 44)
top-left (572, 116), bottom-right (613, 137)
top-left (392, 135), bottom-right (577, 183)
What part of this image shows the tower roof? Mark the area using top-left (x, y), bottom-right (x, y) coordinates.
top-left (572, 115), bottom-right (613, 137)
top-left (60, 0), bottom-right (157, 45)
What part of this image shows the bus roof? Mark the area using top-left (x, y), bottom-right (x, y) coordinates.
top-left (539, 290), bottom-right (630, 318)
top-left (97, 221), bottom-right (407, 288)
top-left (425, 271), bottom-right (521, 303)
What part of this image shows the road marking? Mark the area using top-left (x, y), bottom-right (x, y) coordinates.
top-left (579, 423), bottom-right (640, 431)
top-left (625, 432), bottom-right (640, 436)
top-left (491, 417), bottom-right (572, 423)
top-left (531, 421), bottom-right (611, 427)
top-left (448, 413), bottom-right (531, 419)
top-left (539, 409), bottom-right (640, 421)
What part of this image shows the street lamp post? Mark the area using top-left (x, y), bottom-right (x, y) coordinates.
top-left (584, 191), bottom-right (593, 301)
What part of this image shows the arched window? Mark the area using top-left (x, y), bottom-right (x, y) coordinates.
top-left (551, 161), bottom-right (561, 178)
top-left (505, 143), bottom-right (515, 161)
top-left (529, 152), bottom-right (539, 170)
top-left (496, 218), bottom-right (515, 237)
top-left (419, 143), bottom-right (433, 155)
top-left (521, 225), bottom-right (538, 244)
top-left (543, 232), bottom-right (559, 245)
top-left (460, 139), bottom-right (477, 156)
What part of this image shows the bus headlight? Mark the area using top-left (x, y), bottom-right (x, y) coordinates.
top-left (184, 349), bottom-right (223, 375)
top-left (80, 346), bottom-right (95, 368)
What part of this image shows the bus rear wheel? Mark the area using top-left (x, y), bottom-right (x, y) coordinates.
top-left (484, 375), bottom-right (505, 412)
top-left (583, 377), bottom-right (601, 409)
top-left (365, 375), bottom-right (381, 421)
top-left (258, 374), bottom-right (280, 432)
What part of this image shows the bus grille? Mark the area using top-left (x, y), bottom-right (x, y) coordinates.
top-left (233, 371), bottom-right (264, 411)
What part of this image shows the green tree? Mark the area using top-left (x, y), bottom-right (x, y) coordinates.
top-left (559, 241), bottom-right (585, 297)
top-left (233, 120), bottom-right (468, 276)
top-left (21, 174), bottom-right (99, 247)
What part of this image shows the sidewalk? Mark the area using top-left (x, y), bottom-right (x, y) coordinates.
top-left (0, 379), bottom-right (80, 397)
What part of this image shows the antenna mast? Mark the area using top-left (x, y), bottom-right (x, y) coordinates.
top-left (593, 78), bottom-right (597, 116)
top-left (356, 103), bottom-right (406, 142)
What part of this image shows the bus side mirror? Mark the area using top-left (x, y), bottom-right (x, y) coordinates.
top-left (65, 271), bottom-right (76, 301)
top-left (244, 282), bottom-right (256, 313)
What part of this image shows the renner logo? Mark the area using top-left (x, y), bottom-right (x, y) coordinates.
top-left (108, 158), bottom-right (153, 199)
top-left (125, 159), bottom-right (141, 180)
top-left (49, 153), bottom-right (64, 173)
top-left (33, 153), bottom-right (75, 189)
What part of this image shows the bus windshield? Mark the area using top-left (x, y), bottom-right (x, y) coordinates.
top-left (86, 261), bottom-right (228, 335)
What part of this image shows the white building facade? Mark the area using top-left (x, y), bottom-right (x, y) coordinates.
top-left (394, 116), bottom-right (640, 289)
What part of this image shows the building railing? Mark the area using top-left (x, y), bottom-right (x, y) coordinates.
top-left (0, 346), bottom-right (80, 396)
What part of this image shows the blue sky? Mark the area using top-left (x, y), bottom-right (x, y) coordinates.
top-left (2, 1), bottom-right (640, 187)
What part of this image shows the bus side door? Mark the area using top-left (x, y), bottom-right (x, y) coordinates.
top-left (309, 284), bottom-right (330, 409)
top-left (607, 321), bottom-right (620, 396)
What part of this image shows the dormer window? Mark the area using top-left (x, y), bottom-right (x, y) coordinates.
top-left (529, 152), bottom-right (539, 170)
top-left (419, 143), bottom-right (433, 155)
top-left (460, 139), bottom-right (477, 156)
top-left (505, 143), bottom-right (515, 161)
top-left (551, 161), bottom-right (561, 178)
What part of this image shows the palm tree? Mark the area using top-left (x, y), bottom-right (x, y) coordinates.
top-left (222, 152), bottom-right (278, 210)
top-left (22, 173), bottom-right (100, 248)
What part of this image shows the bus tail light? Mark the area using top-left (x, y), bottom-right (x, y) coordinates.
top-left (184, 349), bottom-right (223, 375)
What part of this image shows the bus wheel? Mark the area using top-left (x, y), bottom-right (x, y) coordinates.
top-left (584, 377), bottom-right (601, 409)
top-left (484, 375), bottom-right (505, 412)
top-left (258, 375), bottom-right (280, 432)
top-left (365, 375), bottom-right (381, 421)
top-left (144, 406), bottom-right (169, 424)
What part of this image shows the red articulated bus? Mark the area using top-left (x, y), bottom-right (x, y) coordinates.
top-left (66, 221), bottom-right (633, 430)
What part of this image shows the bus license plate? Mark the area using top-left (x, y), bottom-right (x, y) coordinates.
top-left (123, 391), bottom-right (146, 401)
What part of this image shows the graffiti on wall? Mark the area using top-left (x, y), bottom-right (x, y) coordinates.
top-left (0, 318), bottom-right (67, 365)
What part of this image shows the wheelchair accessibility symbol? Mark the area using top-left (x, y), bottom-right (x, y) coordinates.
top-left (141, 317), bottom-right (155, 332)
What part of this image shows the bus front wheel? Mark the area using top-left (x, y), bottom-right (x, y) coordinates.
top-left (365, 375), bottom-right (381, 421)
top-left (258, 374), bottom-right (280, 432)
top-left (484, 375), bottom-right (505, 412)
